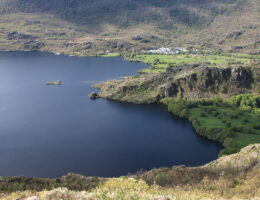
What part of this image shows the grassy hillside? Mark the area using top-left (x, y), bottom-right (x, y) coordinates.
top-left (0, 0), bottom-right (259, 54)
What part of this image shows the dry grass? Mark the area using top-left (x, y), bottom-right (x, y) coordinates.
top-left (2, 173), bottom-right (259, 200)
top-left (1, 144), bottom-right (259, 200)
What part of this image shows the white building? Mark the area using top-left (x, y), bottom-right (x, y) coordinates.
top-left (146, 47), bottom-right (187, 54)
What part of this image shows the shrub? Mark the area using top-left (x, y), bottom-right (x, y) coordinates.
top-left (243, 127), bottom-right (256, 135)
top-left (200, 112), bottom-right (207, 117)
top-left (167, 100), bottom-right (189, 119)
top-left (219, 83), bottom-right (228, 93)
top-left (242, 119), bottom-right (249, 124)
top-left (214, 111), bottom-right (220, 117)
top-left (221, 138), bottom-right (238, 155)
top-left (231, 94), bottom-right (260, 108)
top-left (180, 109), bottom-right (188, 118)
top-left (230, 126), bottom-right (243, 132)
top-left (230, 114), bottom-right (239, 119)
top-left (192, 119), bottom-right (201, 127)
top-left (226, 122), bottom-right (232, 128)
top-left (253, 125), bottom-right (260, 130)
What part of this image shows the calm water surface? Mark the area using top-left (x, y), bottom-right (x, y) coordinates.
top-left (0, 51), bottom-right (222, 178)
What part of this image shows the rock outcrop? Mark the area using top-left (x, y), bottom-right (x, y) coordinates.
top-left (88, 92), bottom-right (99, 99)
top-left (6, 31), bottom-right (37, 40)
top-left (23, 40), bottom-right (44, 50)
top-left (226, 30), bottom-right (245, 40)
top-left (95, 63), bottom-right (260, 104)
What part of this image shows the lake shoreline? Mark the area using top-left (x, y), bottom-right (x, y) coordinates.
top-left (2, 50), bottom-right (259, 156)
top-left (0, 52), bottom-right (220, 177)
top-left (0, 50), bottom-right (259, 200)
top-left (2, 49), bottom-right (257, 157)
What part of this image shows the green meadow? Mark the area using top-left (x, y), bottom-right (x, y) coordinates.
top-left (162, 94), bottom-right (260, 155)
top-left (124, 53), bottom-right (259, 73)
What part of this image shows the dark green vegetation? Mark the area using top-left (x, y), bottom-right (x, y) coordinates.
top-left (0, 0), bottom-right (259, 55)
top-left (162, 94), bottom-right (260, 155)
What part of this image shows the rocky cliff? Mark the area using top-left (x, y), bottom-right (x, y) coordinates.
top-left (95, 63), bottom-right (260, 104)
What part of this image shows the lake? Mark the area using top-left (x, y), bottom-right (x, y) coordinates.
top-left (0, 51), bottom-right (222, 178)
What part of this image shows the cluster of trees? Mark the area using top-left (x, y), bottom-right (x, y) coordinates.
top-left (231, 94), bottom-right (260, 109)
top-left (165, 95), bottom-right (260, 155)
top-left (166, 97), bottom-right (231, 114)
top-left (167, 100), bottom-right (238, 154)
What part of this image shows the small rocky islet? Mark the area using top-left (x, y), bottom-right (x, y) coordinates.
top-left (46, 80), bottom-right (62, 86)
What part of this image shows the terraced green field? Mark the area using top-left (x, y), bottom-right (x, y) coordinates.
top-left (163, 94), bottom-right (260, 155)
top-left (190, 105), bottom-right (260, 151)
top-left (124, 53), bottom-right (260, 73)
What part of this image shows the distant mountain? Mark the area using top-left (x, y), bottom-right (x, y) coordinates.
top-left (0, 0), bottom-right (259, 54)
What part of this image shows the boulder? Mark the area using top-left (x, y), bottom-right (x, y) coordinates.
top-left (153, 197), bottom-right (172, 200)
top-left (82, 42), bottom-right (92, 49)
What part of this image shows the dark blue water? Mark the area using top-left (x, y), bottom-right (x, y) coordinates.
top-left (0, 51), bottom-right (222, 178)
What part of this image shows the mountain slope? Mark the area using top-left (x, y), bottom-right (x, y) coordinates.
top-left (0, 0), bottom-right (259, 54)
